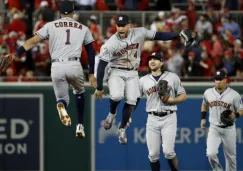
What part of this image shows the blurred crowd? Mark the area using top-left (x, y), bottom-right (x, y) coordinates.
top-left (0, 0), bottom-right (243, 82)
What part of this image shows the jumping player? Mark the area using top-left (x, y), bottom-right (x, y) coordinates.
top-left (138, 52), bottom-right (186, 171)
top-left (93, 14), bottom-right (193, 144)
top-left (12, 0), bottom-right (96, 139)
top-left (201, 70), bottom-right (243, 171)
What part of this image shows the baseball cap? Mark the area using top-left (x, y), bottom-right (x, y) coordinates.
top-left (59, 1), bottom-right (74, 15)
top-left (214, 70), bottom-right (227, 80)
top-left (147, 52), bottom-right (163, 61)
top-left (116, 14), bottom-right (130, 25)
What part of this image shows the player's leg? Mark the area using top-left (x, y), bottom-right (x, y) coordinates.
top-left (66, 63), bottom-right (85, 138)
top-left (104, 70), bottom-right (125, 130)
top-left (161, 113), bottom-right (178, 171)
top-left (146, 115), bottom-right (162, 171)
top-left (206, 125), bottom-right (223, 171)
top-left (51, 65), bottom-right (71, 127)
top-left (222, 127), bottom-right (236, 171)
top-left (118, 72), bottom-right (139, 144)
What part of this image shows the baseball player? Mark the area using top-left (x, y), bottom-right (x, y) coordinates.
top-left (138, 52), bottom-right (186, 171)
top-left (11, 0), bottom-right (96, 139)
top-left (201, 70), bottom-right (243, 171)
top-left (93, 14), bottom-right (194, 144)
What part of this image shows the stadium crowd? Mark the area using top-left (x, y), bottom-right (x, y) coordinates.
top-left (0, 0), bottom-right (243, 82)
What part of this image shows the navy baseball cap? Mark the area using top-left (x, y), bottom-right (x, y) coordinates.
top-left (59, 1), bottom-right (74, 15)
top-left (214, 70), bottom-right (227, 80)
top-left (116, 14), bottom-right (130, 25)
top-left (148, 52), bottom-right (163, 61)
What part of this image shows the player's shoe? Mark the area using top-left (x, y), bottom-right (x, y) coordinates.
top-left (118, 128), bottom-right (127, 145)
top-left (57, 102), bottom-right (71, 127)
top-left (104, 113), bottom-right (116, 130)
top-left (76, 124), bottom-right (85, 139)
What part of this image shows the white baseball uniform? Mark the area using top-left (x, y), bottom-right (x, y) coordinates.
top-left (99, 27), bottom-right (155, 105)
top-left (203, 87), bottom-right (243, 171)
top-left (139, 71), bottom-right (185, 162)
top-left (36, 17), bottom-right (94, 105)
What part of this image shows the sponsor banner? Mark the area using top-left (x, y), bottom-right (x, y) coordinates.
top-left (94, 97), bottom-right (243, 171)
top-left (0, 94), bottom-right (43, 171)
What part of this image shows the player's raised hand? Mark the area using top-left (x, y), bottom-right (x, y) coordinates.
top-left (94, 89), bottom-right (105, 99)
top-left (200, 119), bottom-right (206, 130)
top-left (89, 74), bottom-right (97, 88)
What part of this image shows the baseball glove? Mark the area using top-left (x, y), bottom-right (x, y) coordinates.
top-left (158, 80), bottom-right (171, 103)
top-left (0, 54), bottom-right (14, 72)
top-left (179, 29), bottom-right (196, 48)
top-left (220, 109), bottom-right (234, 126)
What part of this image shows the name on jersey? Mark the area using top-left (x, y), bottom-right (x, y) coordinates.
top-left (146, 86), bottom-right (159, 96)
top-left (209, 100), bottom-right (231, 109)
top-left (115, 43), bottom-right (139, 56)
top-left (54, 22), bottom-right (82, 29)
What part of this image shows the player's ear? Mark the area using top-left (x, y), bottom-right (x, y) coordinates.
top-left (160, 61), bottom-right (163, 67)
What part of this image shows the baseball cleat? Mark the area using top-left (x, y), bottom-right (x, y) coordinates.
top-left (57, 102), bottom-right (71, 127)
top-left (76, 124), bottom-right (85, 139)
top-left (104, 113), bottom-right (116, 130)
top-left (118, 128), bottom-right (127, 145)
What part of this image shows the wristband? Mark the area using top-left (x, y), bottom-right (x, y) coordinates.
top-left (201, 111), bottom-right (207, 119)
top-left (14, 46), bottom-right (26, 57)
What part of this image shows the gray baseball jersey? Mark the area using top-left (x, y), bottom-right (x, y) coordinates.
top-left (139, 71), bottom-right (185, 162)
top-left (139, 71), bottom-right (185, 112)
top-left (36, 17), bottom-right (94, 60)
top-left (36, 17), bottom-right (94, 105)
top-left (203, 87), bottom-right (243, 126)
top-left (100, 27), bottom-right (155, 69)
top-left (203, 87), bottom-right (243, 171)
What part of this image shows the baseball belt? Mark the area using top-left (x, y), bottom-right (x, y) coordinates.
top-left (148, 111), bottom-right (174, 117)
top-left (110, 66), bottom-right (138, 71)
top-left (217, 125), bottom-right (231, 128)
top-left (51, 57), bottom-right (79, 63)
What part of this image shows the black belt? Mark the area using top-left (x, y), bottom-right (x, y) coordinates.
top-left (217, 124), bottom-right (232, 128)
top-left (51, 57), bottom-right (79, 63)
top-left (148, 111), bottom-right (174, 117)
top-left (110, 66), bottom-right (137, 71)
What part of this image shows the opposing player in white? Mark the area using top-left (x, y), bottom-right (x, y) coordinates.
top-left (201, 70), bottom-right (243, 171)
top-left (12, 1), bottom-right (96, 139)
top-left (93, 14), bottom-right (193, 144)
top-left (138, 52), bottom-right (186, 171)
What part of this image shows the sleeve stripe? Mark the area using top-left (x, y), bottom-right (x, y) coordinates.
top-left (34, 32), bottom-right (45, 39)
top-left (151, 31), bottom-right (156, 40)
top-left (100, 57), bottom-right (109, 62)
top-left (84, 39), bottom-right (94, 45)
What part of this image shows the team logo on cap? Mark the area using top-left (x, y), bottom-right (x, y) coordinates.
top-left (216, 71), bottom-right (220, 75)
top-left (119, 17), bottom-right (123, 21)
top-left (152, 52), bottom-right (156, 56)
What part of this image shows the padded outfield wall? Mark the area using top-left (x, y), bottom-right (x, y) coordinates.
top-left (0, 82), bottom-right (242, 171)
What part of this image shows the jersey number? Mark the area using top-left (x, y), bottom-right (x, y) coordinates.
top-left (65, 29), bottom-right (71, 45)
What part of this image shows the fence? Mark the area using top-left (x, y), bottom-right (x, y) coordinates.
top-left (0, 82), bottom-right (243, 171)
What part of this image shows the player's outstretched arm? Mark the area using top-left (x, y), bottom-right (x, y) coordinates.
top-left (153, 30), bottom-right (196, 49)
top-left (0, 35), bottom-right (42, 72)
top-left (94, 59), bottom-right (108, 99)
top-left (153, 32), bottom-right (180, 41)
top-left (84, 42), bottom-right (96, 88)
top-left (14, 35), bottom-right (42, 58)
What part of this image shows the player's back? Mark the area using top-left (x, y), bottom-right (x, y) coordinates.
top-left (39, 17), bottom-right (93, 60)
